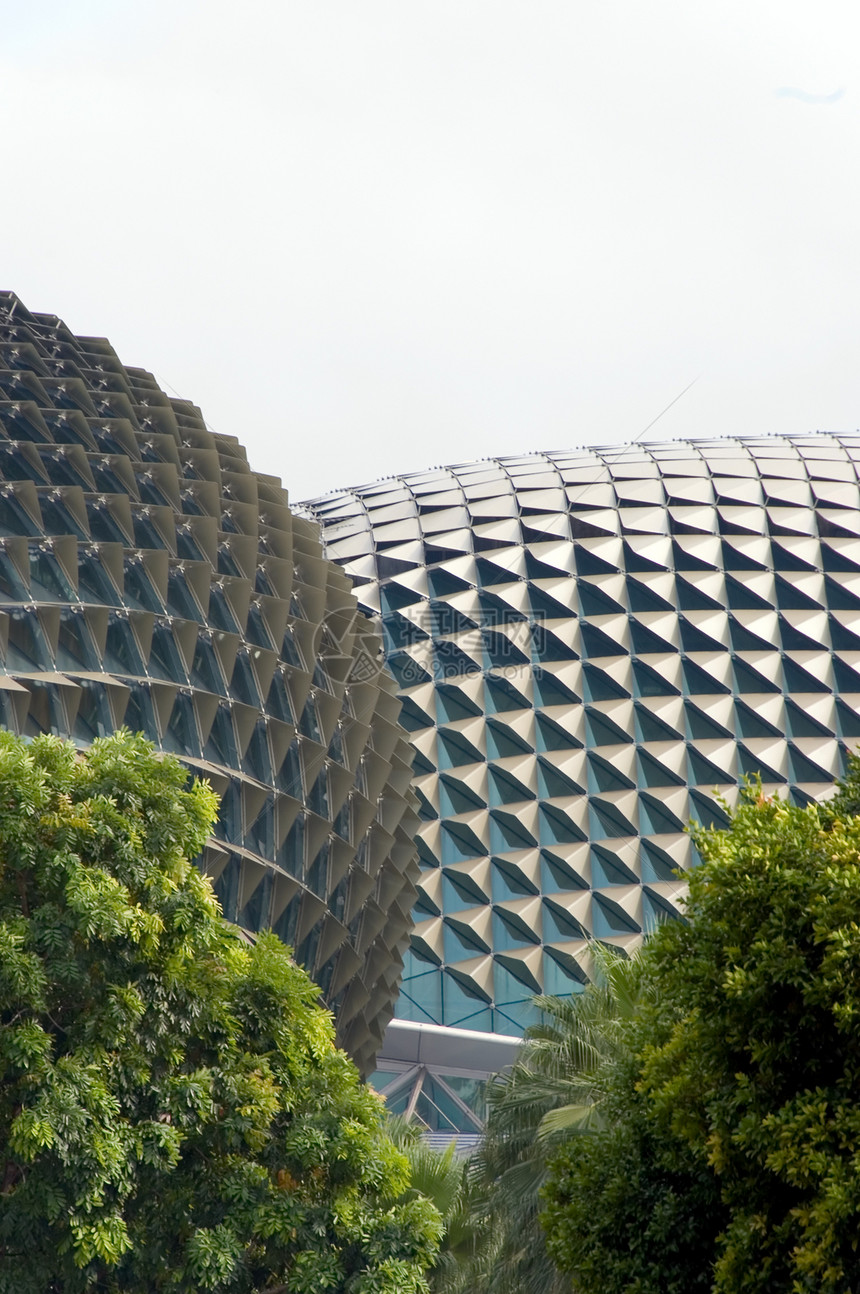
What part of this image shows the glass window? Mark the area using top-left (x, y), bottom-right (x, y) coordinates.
top-left (72, 680), bottom-right (113, 744)
top-left (492, 908), bottom-right (540, 949)
top-left (148, 623), bottom-right (189, 684)
top-left (6, 609), bottom-right (53, 671)
top-left (438, 728), bottom-right (484, 767)
top-left (592, 894), bottom-right (640, 936)
top-left (36, 493), bottom-right (88, 541)
top-left (535, 712), bottom-right (583, 751)
top-left (543, 950), bottom-right (587, 995)
top-left (248, 796), bottom-right (276, 860)
top-left (588, 798), bottom-right (637, 840)
top-left (103, 615), bottom-right (145, 677)
top-left (485, 718), bottom-right (531, 758)
top-left (492, 857), bottom-right (539, 899)
top-left (488, 765), bottom-right (534, 805)
top-left (162, 692), bottom-right (201, 758)
top-left (203, 703), bottom-right (238, 768)
top-left (440, 822), bottom-right (487, 863)
top-left (56, 610), bottom-right (99, 671)
top-left (238, 868), bottom-right (272, 932)
top-left (278, 741), bottom-right (303, 799)
top-left (167, 570), bottom-right (205, 623)
top-left (264, 670), bottom-right (293, 722)
top-left (121, 683), bottom-right (159, 744)
top-left (580, 664), bottom-right (628, 702)
top-left (191, 636), bottom-right (227, 696)
top-left (441, 868), bottom-right (489, 908)
top-left (123, 560), bottom-right (165, 613)
top-left (439, 775), bottom-right (485, 815)
top-left (29, 546), bottom-right (76, 603)
top-left (78, 549), bottom-right (122, 607)
top-left (587, 753), bottom-right (635, 794)
top-left (85, 500), bottom-right (129, 545)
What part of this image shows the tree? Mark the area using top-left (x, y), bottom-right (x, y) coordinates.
top-left (542, 996), bottom-right (722, 1294)
top-left (544, 774), bottom-right (860, 1294)
top-left (440, 951), bottom-right (645, 1294)
top-left (0, 730), bottom-right (441, 1294)
top-left (389, 1120), bottom-right (476, 1293)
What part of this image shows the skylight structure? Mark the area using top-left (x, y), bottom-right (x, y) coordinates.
top-left (302, 436), bottom-right (860, 1035)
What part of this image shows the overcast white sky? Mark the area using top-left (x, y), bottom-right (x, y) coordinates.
top-left (0, 1), bottom-right (858, 501)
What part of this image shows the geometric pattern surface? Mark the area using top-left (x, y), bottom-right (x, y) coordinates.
top-left (371, 1018), bottom-right (520, 1144)
top-left (301, 435), bottom-right (860, 1035)
top-left (374, 1065), bottom-right (485, 1144)
top-left (0, 292), bottom-right (420, 1075)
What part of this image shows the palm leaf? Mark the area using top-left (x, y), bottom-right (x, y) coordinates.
top-left (439, 943), bottom-right (650, 1294)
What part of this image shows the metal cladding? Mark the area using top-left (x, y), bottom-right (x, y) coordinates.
top-left (303, 436), bottom-right (860, 1035)
top-left (0, 292), bottom-right (420, 1076)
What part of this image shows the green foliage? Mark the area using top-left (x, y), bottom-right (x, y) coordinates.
top-left (542, 1001), bottom-right (723, 1294)
top-left (389, 1120), bottom-right (476, 1292)
top-left (439, 952), bottom-right (646, 1294)
top-left (0, 731), bottom-right (441, 1293)
top-left (544, 770), bottom-right (860, 1294)
top-left (642, 787), bottom-right (860, 1293)
top-left (819, 749), bottom-right (860, 822)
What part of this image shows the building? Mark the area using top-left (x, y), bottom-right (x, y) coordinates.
top-left (301, 435), bottom-right (860, 1105)
top-left (0, 292), bottom-right (421, 1076)
top-left (6, 286), bottom-right (859, 1113)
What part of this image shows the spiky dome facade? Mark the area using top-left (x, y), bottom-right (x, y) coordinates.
top-left (303, 437), bottom-right (860, 1036)
top-left (0, 291), bottom-right (419, 1075)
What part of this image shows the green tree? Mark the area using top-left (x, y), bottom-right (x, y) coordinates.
top-left (389, 1120), bottom-right (475, 1292)
top-left (542, 990), bottom-right (722, 1294)
top-left (544, 774), bottom-right (860, 1294)
top-left (442, 951), bottom-right (644, 1294)
top-left (0, 730), bottom-right (441, 1294)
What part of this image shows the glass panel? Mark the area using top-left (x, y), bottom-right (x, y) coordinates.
top-left (103, 615), bottom-right (145, 677)
top-left (190, 637), bottom-right (227, 696)
top-left (167, 569), bottom-right (205, 623)
top-left (78, 549), bottom-right (122, 607)
top-left (230, 652), bottom-right (261, 708)
top-left (56, 610), bottom-right (99, 671)
top-left (6, 609), bottom-right (53, 671)
top-left (148, 623), bottom-right (189, 684)
top-left (248, 797), bottom-right (276, 860)
top-left (124, 560), bottom-right (165, 613)
top-left (203, 704), bottom-right (239, 768)
top-left (265, 670), bottom-right (294, 722)
top-left (162, 692), bottom-right (201, 758)
top-left (208, 586), bottom-right (240, 633)
top-left (73, 681), bottom-right (114, 744)
top-left (122, 684), bottom-right (159, 744)
top-left (243, 720), bottom-right (273, 784)
top-left (238, 869), bottom-right (272, 932)
top-left (86, 501), bottom-right (129, 545)
top-left (29, 547), bottom-right (76, 602)
top-left (23, 681), bottom-right (68, 738)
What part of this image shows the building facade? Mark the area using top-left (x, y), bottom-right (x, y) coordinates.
top-left (6, 286), bottom-right (859, 1105)
top-left (302, 436), bottom-right (860, 1049)
top-left (0, 292), bottom-right (420, 1075)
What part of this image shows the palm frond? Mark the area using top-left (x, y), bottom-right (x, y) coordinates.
top-left (445, 943), bottom-right (649, 1294)
top-left (537, 1100), bottom-right (604, 1141)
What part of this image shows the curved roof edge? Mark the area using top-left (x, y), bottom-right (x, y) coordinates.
top-left (377, 1017), bottom-right (521, 1074)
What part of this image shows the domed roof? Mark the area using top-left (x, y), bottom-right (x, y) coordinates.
top-left (303, 436), bottom-right (860, 1034)
top-left (0, 292), bottom-right (420, 1075)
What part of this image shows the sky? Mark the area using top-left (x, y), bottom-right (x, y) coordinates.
top-left (0, 1), bottom-right (858, 502)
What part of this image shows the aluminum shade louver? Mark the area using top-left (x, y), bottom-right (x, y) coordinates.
top-left (303, 436), bottom-right (860, 1036)
top-left (0, 291), bottom-right (420, 1076)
